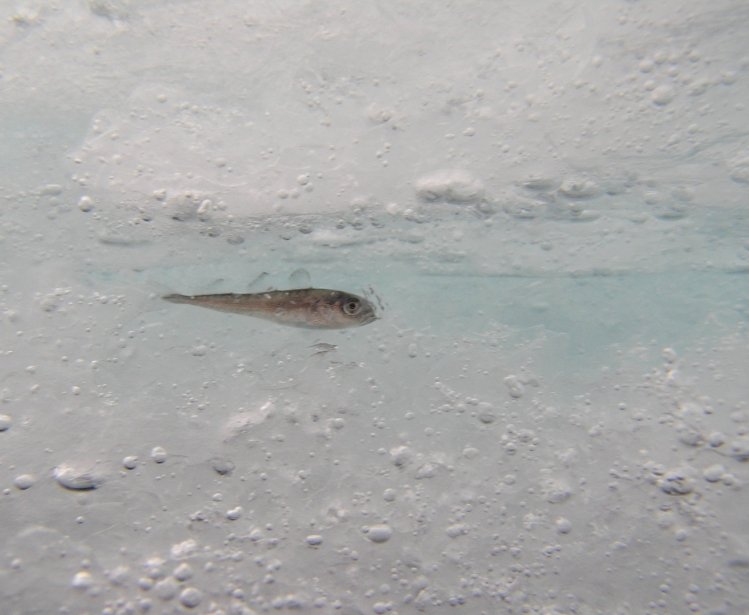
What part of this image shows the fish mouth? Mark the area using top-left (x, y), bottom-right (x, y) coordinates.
top-left (361, 312), bottom-right (379, 325)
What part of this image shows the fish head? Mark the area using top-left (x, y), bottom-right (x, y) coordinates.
top-left (334, 292), bottom-right (378, 327)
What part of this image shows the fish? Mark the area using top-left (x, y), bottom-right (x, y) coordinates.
top-left (163, 288), bottom-right (378, 329)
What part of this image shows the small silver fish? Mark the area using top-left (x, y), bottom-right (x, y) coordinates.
top-left (163, 288), bottom-right (378, 329)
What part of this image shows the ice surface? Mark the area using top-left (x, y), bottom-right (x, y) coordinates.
top-left (1, 1), bottom-right (749, 614)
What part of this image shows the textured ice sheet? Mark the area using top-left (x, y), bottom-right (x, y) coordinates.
top-left (2, 192), bottom-right (749, 613)
top-left (1, 1), bottom-right (749, 614)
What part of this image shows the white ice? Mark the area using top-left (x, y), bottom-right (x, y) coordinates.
top-left (1, 1), bottom-right (748, 614)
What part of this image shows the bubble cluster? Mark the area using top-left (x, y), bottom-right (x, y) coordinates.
top-left (415, 170), bottom-right (486, 204)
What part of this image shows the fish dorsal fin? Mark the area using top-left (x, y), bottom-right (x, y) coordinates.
top-left (246, 271), bottom-right (270, 292)
top-left (288, 268), bottom-right (312, 289)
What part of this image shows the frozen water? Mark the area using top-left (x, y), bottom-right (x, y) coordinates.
top-left (1, 1), bottom-right (749, 614)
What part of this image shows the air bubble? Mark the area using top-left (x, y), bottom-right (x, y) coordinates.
top-left (728, 154), bottom-right (749, 184)
top-left (71, 571), bottom-right (94, 590)
top-left (662, 347), bottom-right (677, 363)
top-left (504, 375), bottom-right (524, 398)
top-left (639, 59), bottom-right (655, 73)
top-left (556, 518), bottom-right (572, 534)
top-left (390, 446), bottom-right (412, 467)
top-left (210, 457), bottom-right (235, 475)
top-left (78, 196), bottom-right (94, 212)
top-left (122, 456), bottom-right (138, 470)
top-left (678, 430), bottom-right (703, 447)
top-left (226, 506), bottom-right (243, 520)
top-left (53, 463), bottom-right (104, 490)
top-left (415, 463), bottom-right (436, 479)
top-left (173, 563), bottom-right (193, 581)
top-left (170, 538), bottom-right (197, 559)
top-left (702, 464), bottom-right (724, 483)
top-left (558, 178), bottom-right (599, 199)
top-left (415, 169), bottom-right (485, 204)
top-left (659, 468), bottom-right (695, 495)
top-left (154, 578), bottom-right (179, 600)
top-left (0, 414), bottom-right (12, 431)
top-left (107, 565), bottom-right (130, 586)
top-left (179, 587), bottom-right (203, 608)
top-left (151, 446), bottom-right (167, 463)
top-left (519, 175), bottom-right (559, 191)
top-left (366, 524), bottom-right (393, 543)
top-left (40, 184), bottom-right (63, 196)
top-left (721, 70), bottom-right (737, 85)
top-left (503, 199), bottom-right (544, 219)
top-left (13, 474), bottom-right (35, 490)
top-left (729, 438), bottom-right (749, 461)
top-left (651, 85), bottom-right (675, 105)
top-left (138, 577), bottom-right (155, 591)
top-left (446, 523), bottom-right (468, 538)
top-left (366, 103), bottom-right (394, 124)
top-left (384, 202), bottom-right (402, 215)
top-left (543, 479), bottom-right (573, 503)
top-left (191, 344), bottom-right (208, 357)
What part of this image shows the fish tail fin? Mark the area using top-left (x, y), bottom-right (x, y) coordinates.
top-left (163, 293), bottom-right (191, 304)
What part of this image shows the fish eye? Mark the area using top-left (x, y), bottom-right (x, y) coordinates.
top-left (342, 298), bottom-right (361, 315)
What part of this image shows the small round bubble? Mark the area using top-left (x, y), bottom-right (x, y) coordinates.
top-left (14, 474), bottom-right (35, 490)
top-left (173, 563), bottom-right (193, 581)
top-left (150, 446), bottom-right (168, 463)
top-left (179, 587), bottom-right (203, 608)
top-left (366, 524), bottom-right (393, 543)
top-left (122, 456), bottom-right (138, 470)
top-left (71, 571), bottom-right (94, 590)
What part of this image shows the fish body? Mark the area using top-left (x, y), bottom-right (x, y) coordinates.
top-left (163, 288), bottom-right (377, 329)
